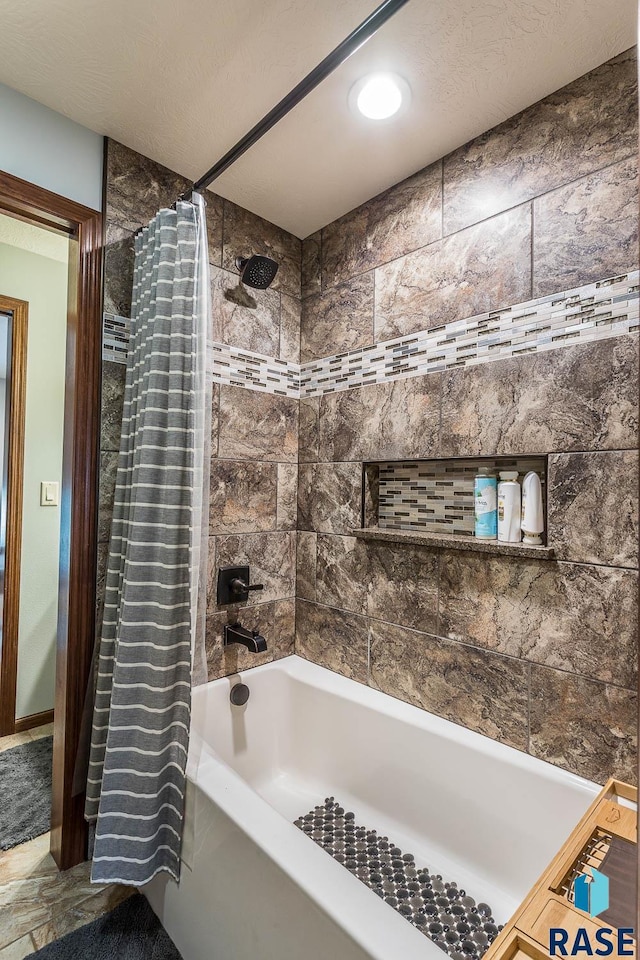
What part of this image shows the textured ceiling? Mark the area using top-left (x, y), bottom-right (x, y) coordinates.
top-left (0, 0), bottom-right (635, 237)
top-left (0, 213), bottom-right (69, 263)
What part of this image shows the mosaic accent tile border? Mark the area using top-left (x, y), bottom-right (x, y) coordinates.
top-left (299, 271), bottom-right (639, 397)
top-left (102, 313), bottom-right (131, 363)
top-left (295, 796), bottom-right (502, 959)
top-left (209, 342), bottom-right (300, 397)
top-left (378, 457), bottom-right (546, 537)
top-left (102, 270), bottom-right (638, 399)
top-left (103, 316), bottom-right (300, 396)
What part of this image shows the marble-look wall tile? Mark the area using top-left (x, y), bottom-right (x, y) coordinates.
top-left (442, 49), bottom-right (638, 234)
top-left (280, 294), bottom-right (301, 364)
top-left (318, 375), bottom-right (441, 463)
top-left (205, 535), bottom-right (217, 608)
top-left (369, 621), bottom-right (529, 750)
top-left (589, 334), bottom-right (639, 451)
top-left (438, 554), bottom-right (638, 688)
top-left (103, 225), bottom-right (135, 318)
top-left (274, 598), bottom-right (296, 658)
top-left (321, 162), bottom-right (442, 290)
top-left (297, 462), bottom-right (362, 535)
top-left (106, 140), bottom-right (190, 233)
top-left (100, 361), bottom-right (127, 452)
top-left (440, 336), bottom-right (639, 457)
top-left (315, 535), bottom-right (367, 615)
top-left (209, 460), bottom-right (277, 534)
top-left (300, 272), bottom-right (375, 363)
top-left (105, 138), bottom-right (220, 262)
top-left (222, 199), bottom-right (302, 299)
top-left (97, 451), bottom-right (118, 544)
top-left (374, 206), bottom-right (531, 341)
top-left (218, 386), bottom-right (298, 462)
top-left (204, 192), bottom-right (224, 267)
top-left (95, 540), bottom-right (109, 635)
top-left (533, 157), bottom-right (639, 297)
top-left (299, 398), bottom-right (320, 463)
top-left (295, 600), bottom-right (368, 683)
top-left (363, 464), bottom-right (379, 528)
top-left (211, 265), bottom-right (280, 356)
top-left (277, 463), bottom-right (298, 531)
top-left (213, 532), bottom-right (296, 609)
top-left (548, 451), bottom-right (639, 567)
top-left (210, 383), bottom-right (220, 458)
top-left (296, 532), bottom-right (317, 601)
top-left (529, 666), bottom-right (637, 784)
top-left (316, 535), bottom-right (438, 633)
top-left (301, 231), bottom-right (321, 299)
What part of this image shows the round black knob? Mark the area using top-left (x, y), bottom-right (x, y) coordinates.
top-left (230, 682), bottom-right (250, 706)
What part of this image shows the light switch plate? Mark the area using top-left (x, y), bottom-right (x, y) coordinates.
top-left (40, 481), bottom-right (59, 506)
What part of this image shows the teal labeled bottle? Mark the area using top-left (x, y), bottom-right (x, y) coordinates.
top-left (474, 468), bottom-right (497, 540)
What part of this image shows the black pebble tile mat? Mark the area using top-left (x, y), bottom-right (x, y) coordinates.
top-left (295, 798), bottom-right (503, 959)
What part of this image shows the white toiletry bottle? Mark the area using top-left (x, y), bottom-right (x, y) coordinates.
top-left (521, 471), bottom-right (544, 545)
top-left (497, 471), bottom-right (521, 543)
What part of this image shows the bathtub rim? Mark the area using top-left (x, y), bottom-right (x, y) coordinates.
top-left (191, 654), bottom-right (600, 797)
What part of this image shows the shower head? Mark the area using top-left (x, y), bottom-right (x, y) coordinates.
top-left (235, 255), bottom-right (279, 290)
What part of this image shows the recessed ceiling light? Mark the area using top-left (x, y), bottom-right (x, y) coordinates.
top-left (349, 73), bottom-right (410, 120)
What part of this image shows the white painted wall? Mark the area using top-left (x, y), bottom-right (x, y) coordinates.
top-left (0, 378), bottom-right (6, 498)
top-left (0, 314), bottom-right (7, 492)
top-left (0, 82), bottom-right (103, 211)
top-left (0, 240), bottom-right (68, 719)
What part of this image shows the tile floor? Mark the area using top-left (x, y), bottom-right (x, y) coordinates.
top-left (0, 725), bottom-right (132, 958)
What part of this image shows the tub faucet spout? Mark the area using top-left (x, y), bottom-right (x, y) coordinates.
top-left (224, 622), bottom-right (267, 654)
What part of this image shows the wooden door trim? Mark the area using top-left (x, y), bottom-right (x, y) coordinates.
top-left (0, 168), bottom-right (103, 870)
top-left (0, 295), bottom-right (28, 737)
top-left (14, 707), bottom-right (54, 734)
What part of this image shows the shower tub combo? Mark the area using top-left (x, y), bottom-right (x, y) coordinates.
top-left (145, 655), bottom-right (599, 960)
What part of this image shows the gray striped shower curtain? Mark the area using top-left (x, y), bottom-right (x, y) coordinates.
top-left (85, 197), bottom-right (210, 885)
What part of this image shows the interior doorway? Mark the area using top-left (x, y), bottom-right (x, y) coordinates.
top-left (0, 211), bottom-right (72, 742)
top-left (0, 170), bottom-right (102, 870)
top-left (0, 293), bottom-right (27, 737)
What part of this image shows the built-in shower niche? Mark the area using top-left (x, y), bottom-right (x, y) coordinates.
top-left (360, 456), bottom-right (554, 559)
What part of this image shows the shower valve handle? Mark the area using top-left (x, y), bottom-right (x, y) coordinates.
top-left (230, 578), bottom-right (263, 595)
top-left (217, 566), bottom-right (263, 605)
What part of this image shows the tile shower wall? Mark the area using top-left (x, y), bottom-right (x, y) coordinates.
top-left (99, 139), bottom-right (301, 683)
top-left (296, 48), bottom-right (639, 785)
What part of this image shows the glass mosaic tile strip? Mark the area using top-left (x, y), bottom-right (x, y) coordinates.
top-left (102, 312), bottom-right (131, 364)
top-left (209, 342), bottom-right (300, 397)
top-left (299, 271), bottom-right (639, 398)
top-left (102, 271), bottom-right (638, 399)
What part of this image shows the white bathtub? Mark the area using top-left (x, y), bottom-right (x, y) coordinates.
top-left (145, 655), bottom-right (599, 960)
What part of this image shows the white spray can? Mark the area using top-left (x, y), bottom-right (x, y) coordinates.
top-left (497, 471), bottom-right (521, 543)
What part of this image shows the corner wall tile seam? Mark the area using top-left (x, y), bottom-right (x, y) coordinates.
top-left (529, 202), bottom-right (535, 300)
top-left (102, 269), bottom-right (639, 399)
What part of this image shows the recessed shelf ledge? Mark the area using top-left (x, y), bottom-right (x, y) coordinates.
top-left (353, 527), bottom-right (555, 559)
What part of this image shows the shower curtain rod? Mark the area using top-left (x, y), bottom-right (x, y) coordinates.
top-left (183, 0), bottom-right (411, 200)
